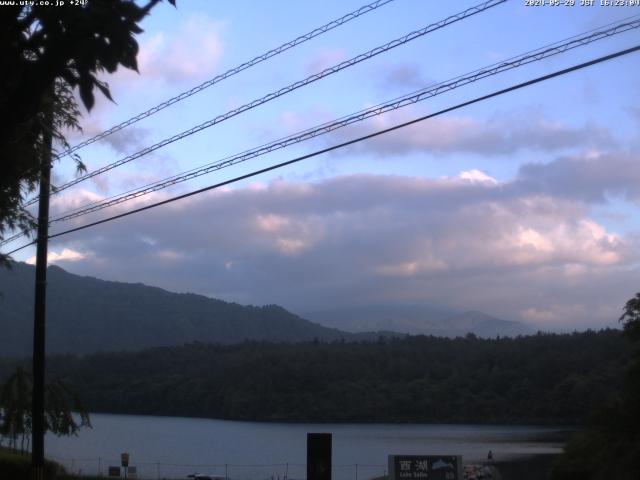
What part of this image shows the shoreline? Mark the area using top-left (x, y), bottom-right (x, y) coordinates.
top-left (82, 410), bottom-right (582, 428)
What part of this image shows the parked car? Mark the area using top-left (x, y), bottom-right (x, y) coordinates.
top-left (187, 474), bottom-right (225, 480)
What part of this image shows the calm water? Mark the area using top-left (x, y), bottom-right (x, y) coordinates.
top-left (45, 413), bottom-right (566, 480)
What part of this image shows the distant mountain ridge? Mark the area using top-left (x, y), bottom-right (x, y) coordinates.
top-left (303, 305), bottom-right (532, 338)
top-left (0, 263), bottom-right (531, 357)
top-left (0, 262), bottom-right (351, 357)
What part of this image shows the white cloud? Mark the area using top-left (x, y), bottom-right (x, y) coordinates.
top-left (26, 248), bottom-right (88, 265)
top-left (86, 12), bottom-right (224, 103)
top-left (255, 214), bottom-right (291, 233)
top-left (457, 169), bottom-right (497, 185)
top-left (45, 163), bottom-right (639, 330)
top-left (516, 228), bottom-right (554, 253)
top-left (134, 14), bottom-right (224, 83)
top-left (501, 219), bottom-right (624, 267)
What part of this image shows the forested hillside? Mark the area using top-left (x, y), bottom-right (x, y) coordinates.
top-left (0, 262), bottom-right (350, 356)
top-left (0, 330), bottom-right (629, 424)
top-left (0, 263), bottom-right (533, 358)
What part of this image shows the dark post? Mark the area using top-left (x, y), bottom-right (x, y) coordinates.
top-left (32, 102), bottom-right (53, 480)
top-left (307, 433), bottom-right (332, 480)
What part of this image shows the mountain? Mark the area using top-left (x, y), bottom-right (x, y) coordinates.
top-left (442, 310), bottom-right (533, 337)
top-left (303, 305), bottom-right (532, 338)
top-left (303, 304), bottom-right (453, 333)
top-left (0, 262), bottom-right (351, 357)
top-left (0, 263), bottom-right (531, 358)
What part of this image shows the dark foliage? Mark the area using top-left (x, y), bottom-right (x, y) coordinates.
top-left (0, 446), bottom-right (62, 480)
top-left (0, 262), bottom-right (350, 357)
top-left (552, 292), bottom-right (640, 480)
top-left (0, 367), bottom-right (91, 451)
top-left (0, 0), bottom-right (174, 263)
top-left (0, 330), bottom-right (629, 425)
top-left (620, 292), bottom-right (640, 342)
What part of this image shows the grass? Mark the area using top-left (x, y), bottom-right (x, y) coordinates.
top-left (0, 445), bottom-right (65, 480)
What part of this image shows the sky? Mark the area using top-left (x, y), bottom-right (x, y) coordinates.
top-left (7, 0), bottom-right (640, 330)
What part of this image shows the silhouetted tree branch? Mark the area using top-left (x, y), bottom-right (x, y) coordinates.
top-left (0, 0), bottom-right (175, 265)
top-left (0, 367), bottom-right (92, 452)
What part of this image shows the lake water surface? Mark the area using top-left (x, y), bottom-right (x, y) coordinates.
top-left (45, 413), bottom-right (567, 480)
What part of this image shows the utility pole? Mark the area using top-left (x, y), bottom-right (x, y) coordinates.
top-left (32, 94), bottom-right (53, 480)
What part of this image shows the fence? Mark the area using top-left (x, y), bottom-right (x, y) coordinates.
top-left (48, 457), bottom-right (387, 480)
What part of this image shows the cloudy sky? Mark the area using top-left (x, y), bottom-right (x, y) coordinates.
top-left (8, 0), bottom-right (640, 330)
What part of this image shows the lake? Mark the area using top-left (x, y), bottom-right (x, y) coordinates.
top-left (45, 413), bottom-right (567, 480)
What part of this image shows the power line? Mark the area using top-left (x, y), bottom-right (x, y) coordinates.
top-left (13, 0), bottom-right (396, 189)
top-left (52, 0), bottom-right (397, 161)
top-left (23, 0), bottom-right (507, 207)
top-left (5, 15), bottom-right (639, 248)
top-left (32, 12), bottom-right (634, 224)
top-left (41, 16), bottom-right (640, 224)
top-left (1, 230), bottom-right (28, 246)
top-left (7, 43), bottom-right (638, 256)
top-left (16, 0), bottom-right (396, 184)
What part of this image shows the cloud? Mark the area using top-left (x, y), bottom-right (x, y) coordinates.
top-left (84, 13), bottom-right (223, 98)
top-left (26, 248), bottom-right (88, 265)
top-left (376, 63), bottom-right (431, 91)
top-left (328, 108), bottom-right (615, 156)
top-left (514, 150), bottom-right (640, 204)
top-left (66, 117), bottom-right (150, 156)
top-left (98, 128), bottom-right (151, 156)
top-left (305, 49), bottom-right (347, 75)
top-left (456, 169), bottom-right (497, 185)
top-left (50, 189), bottom-right (106, 214)
top-left (520, 308), bottom-right (555, 323)
top-left (47, 185), bottom-right (175, 227)
top-left (56, 126), bottom-right (165, 204)
top-left (47, 157), bottom-right (639, 330)
top-left (134, 14), bottom-right (224, 83)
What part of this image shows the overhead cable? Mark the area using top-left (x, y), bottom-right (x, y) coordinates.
top-left (24, 0), bottom-right (507, 206)
top-left (46, 16), bottom-right (640, 224)
top-left (52, 0), bottom-right (397, 160)
top-left (4, 14), bottom-right (637, 247)
top-left (6, 43), bottom-right (638, 256)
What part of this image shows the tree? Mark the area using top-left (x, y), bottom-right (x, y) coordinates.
top-left (44, 379), bottom-right (91, 437)
top-left (0, 367), bottom-right (31, 451)
top-left (552, 291), bottom-right (640, 480)
top-left (0, 0), bottom-right (175, 264)
top-left (0, 367), bottom-right (91, 453)
top-left (620, 292), bottom-right (640, 342)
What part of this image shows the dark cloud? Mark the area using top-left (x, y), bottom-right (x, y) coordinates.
top-left (627, 106), bottom-right (640, 122)
top-left (305, 49), bottom-right (347, 75)
top-left (46, 152), bottom-right (639, 330)
top-left (327, 109), bottom-right (615, 156)
top-left (514, 151), bottom-right (640, 204)
top-left (99, 127), bottom-right (151, 156)
top-left (376, 63), bottom-right (432, 91)
top-left (66, 116), bottom-right (150, 156)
